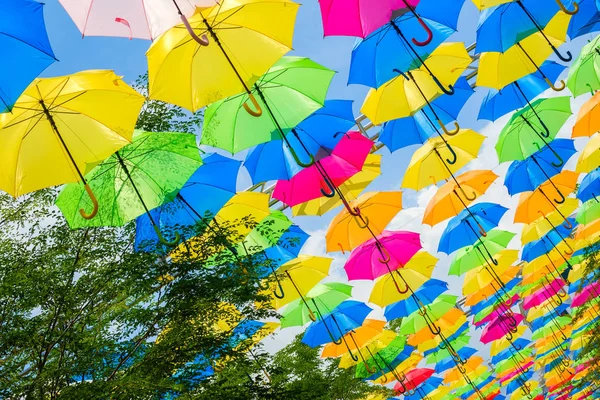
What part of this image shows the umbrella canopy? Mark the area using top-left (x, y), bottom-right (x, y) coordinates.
top-left (577, 198), bottom-right (600, 225)
top-left (201, 56), bottom-right (335, 154)
top-left (0, 0), bottom-right (56, 113)
top-left (575, 132), bottom-right (600, 173)
top-left (361, 42), bottom-right (472, 125)
top-left (326, 191), bottom-right (403, 253)
top-left (481, 313), bottom-right (525, 344)
top-left (302, 301), bottom-right (372, 347)
top-left (520, 201), bottom-right (578, 244)
top-left (147, 0), bottom-right (299, 112)
top-left (0, 70), bottom-right (144, 205)
top-left (402, 129), bottom-right (485, 190)
top-left (449, 230), bottom-right (516, 276)
top-left (521, 227), bottom-right (575, 262)
top-left (462, 250), bottom-right (520, 295)
top-left (344, 230), bottom-right (422, 281)
top-left (384, 279), bottom-right (449, 320)
top-left (273, 132), bottom-right (374, 207)
top-left (394, 368), bottom-right (435, 394)
top-left (399, 294), bottom-right (458, 335)
top-left (573, 92), bottom-right (600, 137)
top-left (438, 203), bottom-right (509, 254)
top-left (523, 277), bottom-right (567, 309)
top-left (567, 34), bottom-right (600, 97)
top-left (321, 319), bottom-right (386, 358)
top-left (423, 169), bottom-right (498, 226)
top-left (496, 96), bottom-right (572, 163)
top-left (56, 131), bottom-right (202, 234)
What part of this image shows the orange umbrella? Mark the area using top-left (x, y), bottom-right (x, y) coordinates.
top-left (520, 198), bottom-right (579, 245)
top-left (408, 308), bottom-right (467, 351)
top-left (444, 356), bottom-right (486, 384)
top-left (423, 169), bottom-right (498, 226)
top-left (575, 218), bottom-right (600, 241)
top-left (321, 319), bottom-right (386, 358)
top-left (573, 92), bottom-right (600, 137)
top-left (513, 170), bottom-right (579, 224)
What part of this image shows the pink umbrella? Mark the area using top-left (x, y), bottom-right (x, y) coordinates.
top-left (273, 132), bottom-right (373, 207)
top-left (318, 0), bottom-right (427, 40)
top-left (394, 368), bottom-right (434, 394)
top-left (344, 230), bottom-right (421, 280)
top-left (523, 278), bottom-right (567, 310)
top-left (474, 294), bottom-right (520, 327)
top-left (480, 313), bottom-right (524, 344)
top-left (571, 281), bottom-right (600, 308)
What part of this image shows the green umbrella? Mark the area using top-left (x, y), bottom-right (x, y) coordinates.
top-left (454, 372), bottom-right (492, 396)
top-left (280, 282), bottom-right (352, 328)
top-left (576, 199), bottom-right (600, 225)
top-left (425, 333), bottom-right (471, 365)
top-left (449, 230), bottom-right (516, 276)
top-left (56, 131), bottom-right (202, 243)
top-left (234, 211), bottom-right (292, 255)
top-left (399, 294), bottom-right (458, 335)
top-left (567, 35), bottom-right (600, 97)
top-left (201, 56), bottom-right (335, 158)
top-left (472, 285), bottom-right (520, 325)
top-left (531, 316), bottom-right (572, 341)
top-left (354, 336), bottom-right (408, 379)
top-left (496, 97), bottom-right (572, 163)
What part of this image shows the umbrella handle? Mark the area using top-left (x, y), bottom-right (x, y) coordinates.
top-left (505, 331), bottom-right (514, 341)
top-left (396, 377), bottom-right (408, 394)
top-left (555, 0), bottom-right (579, 14)
top-left (79, 183), bottom-right (99, 220)
top-left (273, 273), bottom-right (286, 299)
top-left (333, 131), bottom-right (350, 139)
top-left (393, 68), bottom-right (411, 81)
top-left (242, 94), bottom-right (263, 117)
top-left (562, 218), bottom-right (572, 230)
top-left (394, 270), bottom-right (410, 294)
top-left (445, 142), bottom-right (457, 165)
top-left (377, 246), bottom-right (391, 264)
top-left (288, 141), bottom-right (315, 168)
top-left (153, 224), bottom-right (180, 246)
top-left (587, 83), bottom-right (596, 96)
top-left (553, 188), bottom-right (566, 205)
top-left (320, 176), bottom-right (336, 198)
top-left (431, 74), bottom-right (455, 95)
top-left (459, 185), bottom-right (477, 201)
top-left (551, 45), bottom-right (572, 62)
top-left (412, 15), bottom-right (433, 46)
top-left (439, 119), bottom-right (460, 136)
top-left (179, 14), bottom-right (209, 46)
top-left (353, 214), bottom-right (369, 229)
top-left (545, 77), bottom-right (566, 92)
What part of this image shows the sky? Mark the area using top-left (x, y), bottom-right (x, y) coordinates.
top-left (41, 0), bottom-right (598, 388)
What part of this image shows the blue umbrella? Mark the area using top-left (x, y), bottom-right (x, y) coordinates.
top-left (244, 100), bottom-right (355, 184)
top-left (478, 61), bottom-right (567, 122)
top-left (302, 300), bottom-right (372, 347)
top-left (567, 0), bottom-right (600, 39)
top-left (435, 347), bottom-right (478, 373)
top-left (578, 167), bottom-right (600, 203)
top-left (256, 224), bottom-right (309, 279)
top-left (384, 279), bottom-right (448, 320)
top-left (380, 77), bottom-right (474, 152)
top-left (530, 303), bottom-right (570, 332)
top-left (460, 375), bottom-right (495, 400)
top-left (521, 218), bottom-right (576, 262)
top-left (504, 139), bottom-right (576, 196)
top-left (438, 203), bottom-right (509, 254)
top-left (475, 0), bottom-right (572, 62)
top-left (491, 338), bottom-right (531, 365)
top-left (135, 153), bottom-right (241, 252)
top-left (0, 0), bottom-right (56, 112)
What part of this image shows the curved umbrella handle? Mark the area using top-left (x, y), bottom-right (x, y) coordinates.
top-left (552, 46), bottom-right (572, 62)
top-left (333, 131), bottom-right (350, 139)
top-left (477, 222), bottom-right (487, 237)
top-left (353, 214), bottom-right (370, 229)
top-left (320, 176), bottom-right (336, 198)
top-left (179, 14), bottom-right (209, 46)
top-left (431, 74), bottom-right (455, 95)
top-left (505, 331), bottom-right (514, 341)
top-left (287, 140), bottom-right (315, 168)
top-left (273, 273), bottom-right (286, 299)
top-left (412, 14), bottom-right (433, 46)
top-left (79, 183), bottom-right (99, 219)
top-left (393, 69), bottom-right (411, 81)
top-left (378, 246), bottom-right (391, 264)
top-left (459, 186), bottom-right (477, 201)
top-left (393, 270), bottom-right (410, 294)
top-left (242, 94), bottom-right (263, 117)
top-left (554, 188), bottom-right (566, 204)
top-left (426, 317), bottom-right (442, 336)
top-left (555, 0), bottom-right (579, 14)
top-left (440, 120), bottom-right (460, 136)
top-left (545, 77), bottom-right (566, 92)
top-left (154, 224), bottom-right (180, 246)
top-left (587, 83), bottom-right (596, 96)
top-left (563, 218), bottom-right (573, 230)
top-left (323, 319), bottom-right (342, 345)
top-left (445, 142), bottom-right (457, 165)
top-left (396, 378), bottom-right (408, 394)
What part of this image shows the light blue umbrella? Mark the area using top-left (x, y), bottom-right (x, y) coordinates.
top-left (384, 279), bottom-right (448, 320)
top-left (567, 0), bottom-right (600, 39)
top-left (577, 167), bottom-right (600, 203)
top-left (302, 301), bottom-right (371, 347)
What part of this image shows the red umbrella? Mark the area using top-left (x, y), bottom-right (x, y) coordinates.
top-left (394, 368), bottom-right (435, 394)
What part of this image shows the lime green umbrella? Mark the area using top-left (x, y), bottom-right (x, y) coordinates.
top-left (234, 211), bottom-right (292, 255)
top-left (426, 333), bottom-right (471, 364)
top-left (472, 285), bottom-right (520, 325)
top-left (496, 97), bottom-right (572, 163)
top-left (201, 56), bottom-right (335, 157)
top-left (280, 282), bottom-right (352, 328)
top-left (399, 294), bottom-right (458, 335)
top-left (531, 316), bottom-right (572, 341)
top-left (495, 348), bottom-right (533, 375)
top-left (576, 199), bottom-right (600, 225)
top-left (56, 131), bottom-right (202, 242)
top-left (567, 35), bottom-right (600, 97)
top-left (449, 230), bottom-right (516, 276)
top-left (354, 336), bottom-right (408, 379)
top-left (454, 372), bottom-right (492, 396)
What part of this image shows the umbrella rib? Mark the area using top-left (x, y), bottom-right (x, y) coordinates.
top-left (0, 32), bottom-right (56, 60)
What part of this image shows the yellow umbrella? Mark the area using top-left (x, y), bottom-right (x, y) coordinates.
top-left (321, 319), bottom-right (386, 358)
top-left (575, 218), bottom-right (600, 241)
top-left (463, 261), bottom-right (521, 306)
top-left (576, 133), bottom-right (600, 172)
top-left (477, 11), bottom-right (571, 90)
top-left (361, 42), bottom-right (472, 125)
top-left (147, 0), bottom-right (298, 113)
top-left (444, 356), bottom-right (486, 384)
top-left (402, 129), bottom-right (485, 190)
top-left (568, 262), bottom-right (587, 283)
top-left (0, 70), bottom-right (144, 215)
top-left (520, 198), bottom-right (579, 245)
top-left (325, 191), bottom-right (403, 253)
top-left (470, 0), bottom-right (512, 9)
top-left (521, 250), bottom-right (565, 276)
top-left (491, 326), bottom-right (527, 356)
top-left (292, 154), bottom-right (381, 216)
top-left (371, 352), bottom-right (423, 385)
top-left (412, 309), bottom-right (467, 352)
top-left (369, 251), bottom-right (438, 307)
top-left (462, 250), bottom-right (519, 295)
top-left (337, 330), bottom-right (397, 368)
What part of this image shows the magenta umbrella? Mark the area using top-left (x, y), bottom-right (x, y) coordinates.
top-left (318, 0), bottom-right (422, 39)
top-left (480, 313), bottom-right (524, 344)
top-left (571, 281), bottom-right (600, 308)
top-left (344, 230), bottom-right (422, 281)
top-left (273, 131), bottom-right (373, 207)
top-left (523, 278), bottom-right (567, 310)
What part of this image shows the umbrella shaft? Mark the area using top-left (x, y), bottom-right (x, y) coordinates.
top-left (115, 153), bottom-right (154, 224)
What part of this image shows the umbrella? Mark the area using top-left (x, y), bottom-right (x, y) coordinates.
top-left (425, 333), bottom-right (471, 364)
top-left (344, 230), bottom-right (422, 281)
top-left (438, 203), bottom-right (509, 254)
top-left (449, 230), bottom-right (516, 276)
top-left (520, 202), bottom-right (578, 244)
top-left (399, 295), bottom-right (458, 335)
top-left (496, 96), bottom-right (572, 163)
top-left (573, 92), bottom-right (600, 137)
top-left (272, 132), bottom-right (374, 207)
top-left (0, 0), bottom-right (56, 113)
top-left (243, 100), bottom-right (356, 183)
top-left (394, 368), bottom-right (435, 395)
top-left (567, 34), bottom-right (600, 96)
top-left (147, 0), bottom-right (299, 112)
top-left (380, 77), bottom-right (474, 152)
top-left (523, 278), bottom-right (568, 309)
top-left (56, 131), bottom-right (202, 242)
top-left (411, 310), bottom-right (468, 351)
top-left (423, 169), bottom-right (499, 226)
top-left (302, 301), bottom-right (372, 347)
top-left (576, 198), bottom-right (600, 225)
top-left (326, 191), bottom-right (403, 253)
top-left (0, 70), bottom-right (144, 212)
top-left (479, 61), bottom-right (567, 121)
top-left (58, 0), bottom-right (218, 40)
top-left (321, 319), bottom-right (386, 358)
top-left (504, 139), bottom-right (576, 195)
top-left (402, 129), bottom-right (485, 190)
top-left (521, 225), bottom-right (576, 262)
top-left (384, 279), bottom-right (449, 320)
top-left (201, 56), bottom-right (335, 160)
top-left (462, 251), bottom-right (520, 295)
top-left (361, 42), bottom-right (472, 125)
top-left (481, 314), bottom-right (525, 344)
top-left (477, 11), bottom-right (571, 91)
top-left (291, 154), bottom-right (381, 216)
top-left (444, 356), bottom-right (486, 383)
top-left (280, 282), bottom-right (353, 328)
top-left (574, 218), bottom-right (600, 241)
top-left (575, 132), bottom-right (600, 172)
top-left (134, 153), bottom-right (241, 252)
